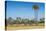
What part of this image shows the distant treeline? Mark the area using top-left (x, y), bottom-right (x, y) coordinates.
top-left (6, 17), bottom-right (45, 25)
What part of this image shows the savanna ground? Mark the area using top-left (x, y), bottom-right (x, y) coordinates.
top-left (6, 23), bottom-right (44, 30)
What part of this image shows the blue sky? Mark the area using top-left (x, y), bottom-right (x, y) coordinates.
top-left (6, 1), bottom-right (45, 20)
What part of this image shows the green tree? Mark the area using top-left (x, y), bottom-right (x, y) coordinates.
top-left (7, 17), bottom-right (14, 25)
top-left (16, 17), bottom-right (21, 24)
top-left (21, 19), bottom-right (25, 24)
top-left (39, 18), bottom-right (45, 23)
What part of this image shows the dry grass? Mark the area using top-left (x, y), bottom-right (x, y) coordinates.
top-left (6, 23), bottom-right (45, 30)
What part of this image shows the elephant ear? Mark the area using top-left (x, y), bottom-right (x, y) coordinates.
top-left (32, 5), bottom-right (39, 10)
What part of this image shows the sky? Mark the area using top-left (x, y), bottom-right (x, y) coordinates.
top-left (6, 1), bottom-right (45, 20)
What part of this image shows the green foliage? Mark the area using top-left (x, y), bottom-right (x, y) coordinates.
top-left (7, 17), bottom-right (14, 25)
top-left (32, 5), bottom-right (39, 10)
top-left (7, 17), bottom-right (45, 25)
top-left (16, 17), bottom-right (22, 24)
top-left (39, 18), bottom-right (45, 23)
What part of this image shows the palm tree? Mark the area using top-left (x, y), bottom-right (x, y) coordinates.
top-left (32, 5), bottom-right (39, 24)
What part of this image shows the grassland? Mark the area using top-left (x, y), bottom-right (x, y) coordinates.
top-left (6, 23), bottom-right (44, 30)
